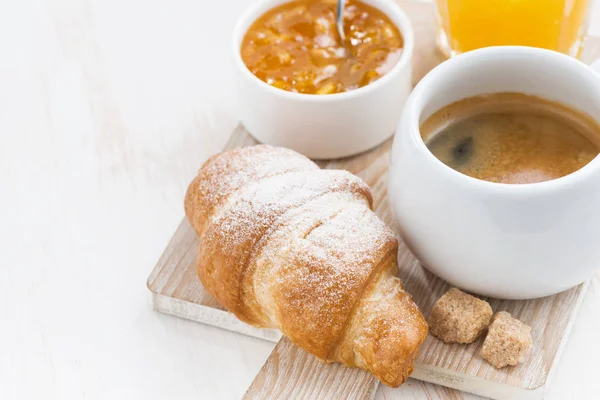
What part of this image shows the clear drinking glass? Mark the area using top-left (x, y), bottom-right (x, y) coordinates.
top-left (435, 0), bottom-right (593, 58)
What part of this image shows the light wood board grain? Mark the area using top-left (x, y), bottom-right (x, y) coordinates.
top-left (243, 337), bottom-right (379, 400)
top-left (147, 1), bottom-right (600, 399)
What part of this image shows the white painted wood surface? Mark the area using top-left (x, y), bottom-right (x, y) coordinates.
top-left (3, 1), bottom-right (600, 399)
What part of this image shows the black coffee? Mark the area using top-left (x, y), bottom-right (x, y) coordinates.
top-left (421, 93), bottom-right (600, 184)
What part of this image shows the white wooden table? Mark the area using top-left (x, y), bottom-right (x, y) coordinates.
top-left (2, 1), bottom-right (600, 399)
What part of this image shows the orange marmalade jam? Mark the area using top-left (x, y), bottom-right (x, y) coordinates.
top-left (240, 0), bottom-right (404, 94)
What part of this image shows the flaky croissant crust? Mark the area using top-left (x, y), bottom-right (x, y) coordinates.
top-left (185, 145), bottom-right (428, 387)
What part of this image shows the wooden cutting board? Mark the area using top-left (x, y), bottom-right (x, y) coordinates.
top-left (147, 1), bottom-right (600, 399)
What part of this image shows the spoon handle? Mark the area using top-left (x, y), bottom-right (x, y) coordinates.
top-left (336, 0), bottom-right (346, 41)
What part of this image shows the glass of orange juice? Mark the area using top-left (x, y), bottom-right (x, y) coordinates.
top-left (435, 0), bottom-right (593, 57)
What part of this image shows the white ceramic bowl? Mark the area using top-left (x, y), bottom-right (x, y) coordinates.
top-left (232, 0), bottom-right (414, 159)
top-left (388, 47), bottom-right (600, 299)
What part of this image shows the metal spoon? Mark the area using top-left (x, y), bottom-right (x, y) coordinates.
top-left (336, 0), bottom-right (346, 42)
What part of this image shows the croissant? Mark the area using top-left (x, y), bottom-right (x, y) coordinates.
top-left (184, 145), bottom-right (428, 387)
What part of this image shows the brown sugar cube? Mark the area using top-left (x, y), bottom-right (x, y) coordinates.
top-left (481, 311), bottom-right (532, 369)
top-left (427, 287), bottom-right (493, 344)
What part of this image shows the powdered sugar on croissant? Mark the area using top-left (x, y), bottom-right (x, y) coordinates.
top-left (184, 145), bottom-right (427, 387)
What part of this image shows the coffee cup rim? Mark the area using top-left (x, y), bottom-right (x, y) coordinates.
top-left (405, 46), bottom-right (600, 193)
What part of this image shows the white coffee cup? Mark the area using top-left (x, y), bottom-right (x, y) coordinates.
top-left (388, 46), bottom-right (600, 299)
top-left (232, 0), bottom-right (414, 159)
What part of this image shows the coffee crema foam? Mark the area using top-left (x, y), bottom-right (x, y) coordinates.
top-left (421, 93), bottom-right (600, 184)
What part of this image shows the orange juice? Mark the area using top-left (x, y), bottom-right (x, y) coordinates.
top-left (436, 0), bottom-right (590, 57)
